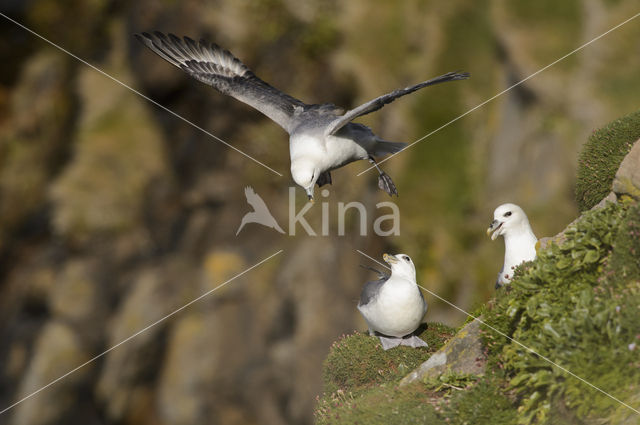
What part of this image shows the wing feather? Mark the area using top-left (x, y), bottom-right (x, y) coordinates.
top-left (358, 277), bottom-right (388, 307)
top-left (324, 71), bottom-right (469, 136)
top-left (136, 32), bottom-right (308, 133)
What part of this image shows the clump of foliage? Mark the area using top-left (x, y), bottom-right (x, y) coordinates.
top-left (322, 323), bottom-right (455, 394)
top-left (317, 321), bottom-right (520, 425)
top-left (316, 367), bottom-right (518, 425)
top-left (441, 374), bottom-right (519, 425)
top-left (483, 200), bottom-right (640, 423)
top-left (314, 382), bottom-right (443, 425)
top-left (605, 201), bottom-right (640, 283)
top-left (423, 370), bottom-right (479, 392)
top-left (576, 108), bottom-right (640, 211)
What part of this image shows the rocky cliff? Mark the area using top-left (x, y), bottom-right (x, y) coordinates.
top-left (1, 1), bottom-right (639, 424)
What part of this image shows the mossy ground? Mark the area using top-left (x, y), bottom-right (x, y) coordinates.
top-left (316, 323), bottom-right (519, 425)
top-left (322, 322), bottom-right (456, 395)
top-left (576, 108), bottom-right (640, 211)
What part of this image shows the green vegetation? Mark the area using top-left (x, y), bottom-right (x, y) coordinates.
top-left (322, 323), bottom-right (455, 394)
top-left (317, 322), bottom-right (520, 425)
top-left (442, 375), bottom-right (518, 425)
top-left (314, 382), bottom-right (443, 425)
top-left (483, 199), bottom-right (640, 423)
top-left (576, 109), bottom-right (640, 211)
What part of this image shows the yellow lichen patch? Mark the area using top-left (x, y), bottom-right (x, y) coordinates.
top-left (203, 251), bottom-right (247, 291)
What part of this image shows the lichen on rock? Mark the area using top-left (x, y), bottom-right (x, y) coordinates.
top-left (400, 319), bottom-right (486, 386)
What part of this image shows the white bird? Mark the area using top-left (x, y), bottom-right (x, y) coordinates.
top-left (236, 186), bottom-right (285, 235)
top-left (358, 253), bottom-right (428, 350)
top-left (136, 32), bottom-right (469, 200)
top-left (487, 203), bottom-right (537, 288)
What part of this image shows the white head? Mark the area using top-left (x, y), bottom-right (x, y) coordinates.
top-left (291, 159), bottom-right (319, 202)
top-left (383, 253), bottom-right (416, 281)
top-left (487, 203), bottom-right (531, 241)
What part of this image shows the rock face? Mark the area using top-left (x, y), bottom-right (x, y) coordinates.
top-left (400, 319), bottom-right (486, 386)
top-left (1, 2), bottom-right (639, 425)
top-left (612, 139), bottom-right (640, 199)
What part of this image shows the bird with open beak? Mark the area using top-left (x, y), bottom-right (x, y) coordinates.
top-left (487, 203), bottom-right (537, 288)
top-left (357, 253), bottom-right (428, 350)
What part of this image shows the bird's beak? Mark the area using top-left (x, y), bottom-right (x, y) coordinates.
top-left (487, 220), bottom-right (502, 241)
top-left (306, 187), bottom-right (314, 204)
top-left (383, 253), bottom-right (398, 264)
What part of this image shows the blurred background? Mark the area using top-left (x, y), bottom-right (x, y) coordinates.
top-left (1, 0), bottom-right (639, 424)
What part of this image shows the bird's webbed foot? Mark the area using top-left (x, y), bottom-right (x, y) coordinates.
top-left (368, 156), bottom-right (398, 196)
top-left (316, 171), bottom-right (332, 187)
top-left (378, 172), bottom-right (398, 196)
top-left (378, 335), bottom-right (403, 350)
top-left (400, 334), bottom-right (429, 348)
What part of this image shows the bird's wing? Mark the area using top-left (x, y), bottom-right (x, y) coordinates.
top-left (358, 277), bottom-right (389, 307)
top-left (359, 264), bottom-right (390, 280)
top-left (495, 268), bottom-right (504, 289)
top-left (324, 71), bottom-right (469, 137)
top-left (136, 32), bottom-right (308, 134)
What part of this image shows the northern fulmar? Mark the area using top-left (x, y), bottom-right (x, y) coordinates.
top-left (136, 32), bottom-right (469, 200)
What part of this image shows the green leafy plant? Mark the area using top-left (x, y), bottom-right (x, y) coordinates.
top-left (423, 370), bottom-right (479, 392)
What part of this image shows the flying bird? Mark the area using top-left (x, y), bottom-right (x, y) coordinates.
top-left (136, 32), bottom-right (469, 200)
top-left (236, 186), bottom-right (285, 235)
top-left (487, 203), bottom-right (537, 288)
top-left (358, 253), bottom-right (428, 350)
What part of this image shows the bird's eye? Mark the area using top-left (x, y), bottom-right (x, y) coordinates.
top-left (403, 256), bottom-right (410, 262)
top-left (504, 211), bottom-right (512, 217)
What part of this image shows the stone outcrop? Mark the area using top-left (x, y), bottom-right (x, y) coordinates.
top-left (612, 139), bottom-right (640, 200)
top-left (400, 319), bottom-right (486, 386)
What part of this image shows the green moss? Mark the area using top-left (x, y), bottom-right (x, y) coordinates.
top-left (605, 201), bottom-right (640, 283)
top-left (575, 109), bottom-right (640, 211)
top-left (483, 200), bottom-right (640, 423)
top-left (322, 323), bottom-right (455, 394)
top-left (315, 382), bottom-right (444, 425)
top-left (442, 375), bottom-right (518, 425)
top-left (316, 369), bottom-right (518, 425)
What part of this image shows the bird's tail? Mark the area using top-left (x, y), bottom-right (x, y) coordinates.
top-left (372, 139), bottom-right (407, 157)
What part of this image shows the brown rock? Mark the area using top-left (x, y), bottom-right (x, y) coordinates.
top-left (10, 322), bottom-right (90, 425)
top-left (400, 319), bottom-right (486, 386)
top-left (612, 139), bottom-right (640, 200)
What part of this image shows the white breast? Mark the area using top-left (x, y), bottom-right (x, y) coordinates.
top-left (290, 132), bottom-right (368, 170)
top-left (358, 278), bottom-right (426, 337)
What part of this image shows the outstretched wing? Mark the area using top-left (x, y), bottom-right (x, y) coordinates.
top-left (324, 71), bottom-right (470, 136)
top-left (136, 32), bottom-right (308, 134)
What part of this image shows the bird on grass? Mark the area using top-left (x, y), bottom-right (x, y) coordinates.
top-left (358, 253), bottom-right (428, 350)
top-left (487, 203), bottom-right (537, 288)
top-left (136, 32), bottom-right (469, 201)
